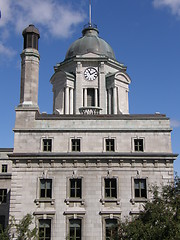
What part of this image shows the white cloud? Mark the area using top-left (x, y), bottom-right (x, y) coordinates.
top-left (0, 0), bottom-right (85, 38)
top-left (153, 0), bottom-right (180, 16)
top-left (0, 42), bottom-right (16, 58)
top-left (170, 119), bottom-right (180, 128)
top-left (0, 0), bottom-right (85, 61)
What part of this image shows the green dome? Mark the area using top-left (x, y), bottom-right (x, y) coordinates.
top-left (65, 26), bottom-right (115, 60)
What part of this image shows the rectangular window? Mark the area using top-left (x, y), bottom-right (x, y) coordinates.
top-left (43, 139), bottom-right (52, 152)
top-left (2, 164), bottom-right (7, 173)
top-left (69, 219), bottom-right (81, 240)
top-left (87, 88), bottom-right (95, 106)
top-left (106, 139), bottom-right (115, 152)
top-left (70, 179), bottom-right (82, 198)
top-left (134, 179), bottom-right (147, 198)
top-left (71, 139), bottom-right (80, 152)
top-left (39, 219), bottom-right (51, 240)
top-left (134, 139), bottom-right (144, 152)
top-left (0, 189), bottom-right (7, 203)
top-left (105, 219), bottom-right (118, 240)
top-left (105, 179), bottom-right (117, 198)
top-left (40, 179), bottom-right (52, 199)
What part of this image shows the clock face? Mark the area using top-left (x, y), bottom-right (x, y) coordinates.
top-left (84, 67), bottom-right (98, 81)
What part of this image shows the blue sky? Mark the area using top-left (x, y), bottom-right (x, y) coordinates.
top-left (0, 0), bottom-right (179, 173)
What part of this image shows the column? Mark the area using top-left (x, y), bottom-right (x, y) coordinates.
top-left (99, 62), bottom-right (106, 114)
top-left (95, 88), bottom-right (98, 107)
top-left (65, 86), bottom-right (69, 114)
top-left (113, 87), bottom-right (117, 114)
top-left (70, 88), bottom-right (74, 114)
top-left (84, 88), bottom-right (87, 107)
top-left (107, 88), bottom-right (111, 114)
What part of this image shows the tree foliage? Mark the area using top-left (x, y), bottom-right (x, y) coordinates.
top-left (0, 214), bottom-right (38, 240)
top-left (114, 175), bottom-right (180, 240)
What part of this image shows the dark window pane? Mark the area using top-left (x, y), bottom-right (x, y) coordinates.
top-left (105, 179), bottom-right (117, 198)
top-left (43, 139), bottom-right (52, 152)
top-left (2, 165), bottom-right (7, 173)
top-left (106, 139), bottom-right (115, 152)
top-left (72, 139), bottom-right (81, 152)
top-left (106, 219), bottom-right (118, 240)
top-left (87, 88), bottom-right (95, 106)
top-left (47, 189), bottom-right (51, 198)
top-left (39, 219), bottom-right (51, 240)
top-left (141, 188), bottom-right (147, 198)
top-left (111, 189), bottom-right (116, 198)
top-left (134, 139), bottom-right (144, 152)
top-left (70, 179), bottom-right (82, 198)
top-left (105, 189), bottom-right (110, 198)
top-left (77, 179), bottom-right (81, 188)
top-left (40, 189), bottom-right (45, 198)
top-left (71, 189), bottom-right (75, 198)
top-left (135, 189), bottom-right (140, 198)
top-left (77, 189), bottom-right (81, 198)
top-left (134, 179), bottom-right (147, 198)
top-left (0, 189), bottom-right (7, 203)
top-left (40, 179), bottom-right (52, 199)
top-left (69, 219), bottom-right (81, 240)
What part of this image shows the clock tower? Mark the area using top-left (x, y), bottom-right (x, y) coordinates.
top-left (50, 24), bottom-right (131, 115)
top-left (8, 17), bottom-right (177, 240)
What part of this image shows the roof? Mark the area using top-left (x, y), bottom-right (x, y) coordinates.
top-left (35, 113), bottom-right (169, 121)
top-left (22, 24), bottom-right (40, 38)
top-left (65, 26), bottom-right (115, 60)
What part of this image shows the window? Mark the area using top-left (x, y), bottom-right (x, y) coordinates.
top-left (2, 164), bottom-right (7, 173)
top-left (0, 215), bottom-right (5, 232)
top-left (43, 139), bottom-right (52, 152)
top-left (106, 139), bottom-right (115, 152)
top-left (71, 139), bottom-right (80, 152)
top-left (0, 189), bottom-right (7, 203)
top-left (69, 219), bottom-right (81, 240)
top-left (134, 139), bottom-right (144, 152)
top-left (39, 219), bottom-right (51, 240)
top-left (105, 179), bottom-right (117, 198)
top-left (105, 219), bottom-right (118, 240)
top-left (40, 179), bottom-right (52, 199)
top-left (70, 179), bottom-right (82, 198)
top-left (87, 88), bottom-right (95, 106)
top-left (134, 179), bottom-right (147, 198)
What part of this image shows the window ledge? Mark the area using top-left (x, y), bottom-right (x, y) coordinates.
top-left (130, 198), bottom-right (147, 204)
top-left (65, 198), bottom-right (85, 205)
top-left (34, 198), bottom-right (55, 205)
top-left (0, 173), bottom-right (12, 179)
top-left (100, 198), bottom-right (120, 205)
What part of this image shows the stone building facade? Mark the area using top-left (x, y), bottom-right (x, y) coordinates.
top-left (0, 149), bottom-right (13, 229)
top-left (0, 23), bottom-right (178, 239)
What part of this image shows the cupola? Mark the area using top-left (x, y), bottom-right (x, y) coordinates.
top-left (22, 24), bottom-right (40, 50)
top-left (65, 24), bottom-right (115, 60)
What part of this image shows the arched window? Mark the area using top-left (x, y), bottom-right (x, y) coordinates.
top-left (69, 219), bottom-right (81, 240)
top-left (105, 219), bottom-right (118, 240)
top-left (39, 219), bottom-right (51, 240)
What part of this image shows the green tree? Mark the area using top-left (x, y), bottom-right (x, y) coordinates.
top-left (115, 175), bottom-right (180, 240)
top-left (0, 214), bottom-right (38, 240)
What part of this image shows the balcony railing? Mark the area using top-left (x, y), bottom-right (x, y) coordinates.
top-left (79, 107), bottom-right (102, 115)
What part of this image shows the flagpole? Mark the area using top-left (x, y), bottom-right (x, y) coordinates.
top-left (89, 0), bottom-right (92, 26)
